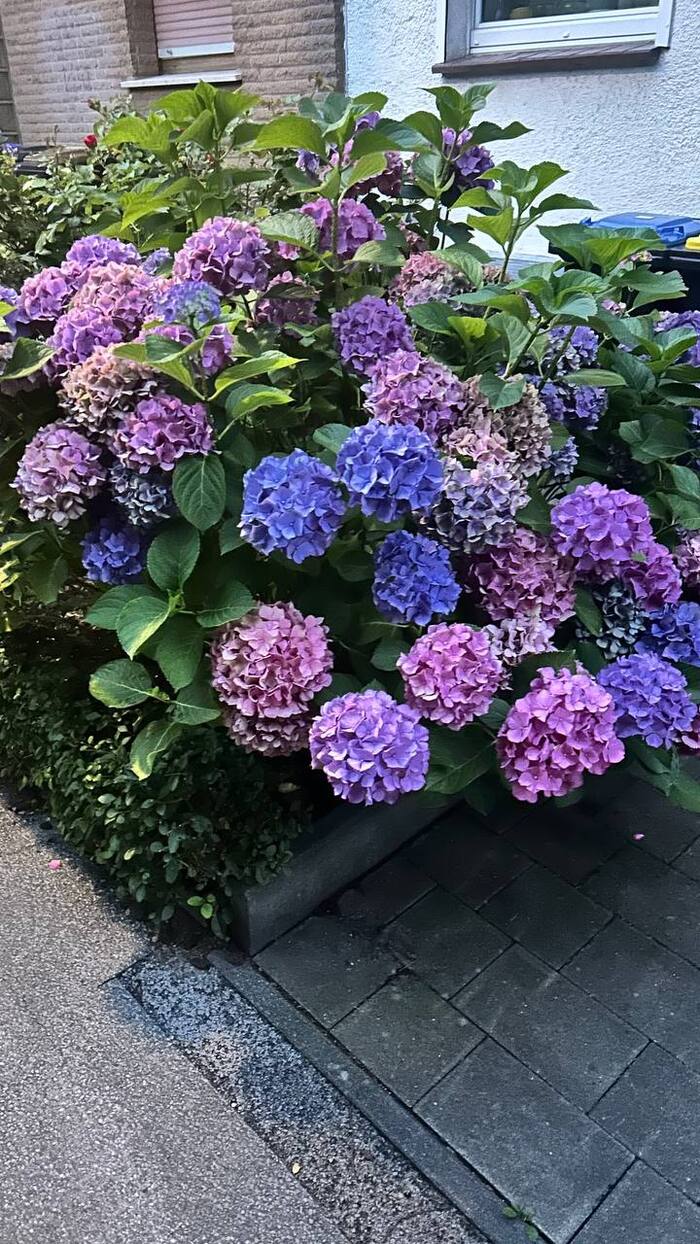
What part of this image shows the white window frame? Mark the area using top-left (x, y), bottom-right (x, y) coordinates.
top-left (444, 0), bottom-right (675, 58)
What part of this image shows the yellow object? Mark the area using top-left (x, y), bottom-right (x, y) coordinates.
top-left (685, 236), bottom-right (700, 250)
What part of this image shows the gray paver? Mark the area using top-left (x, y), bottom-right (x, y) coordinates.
top-left (333, 973), bottom-right (482, 1105)
top-left (385, 889), bottom-right (509, 998)
top-left (417, 1038), bottom-right (632, 1244)
top-left (336, 855), bottom-right (434, 928)
top-left (256, 914), bottom-right (399, 1026)
top-left (602, 781), bottom-right (700, 862)
top-left (563, 920), bottom-right (700, 1073)
top-left (591, 1043), bottom-right (700, 1200)
top-left (407, 811), bottom-right (531, 907)
top-left (455, 945), bottom-right (645, 1110)
top-left (584, 847), bottom-right (700, 967)
top-left (505, 806), bottom-right (625, 883)
top-left (673, 839), bottom-right (700, 882)
top-left (481, 865), bottom-right (611, 968)
top-left (573, 1161), bottom-right (700, 1244)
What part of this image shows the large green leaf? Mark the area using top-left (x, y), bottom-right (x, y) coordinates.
top-left (26, 555), bottom-right (68, 605)
top-left (426, 725), bottom-right (495, 796)
top-left (85, 585), bottom-right (161, 630)
top-left (1, 337), bottom-right (54, 379)
top-left (255, 115), bottom-right (326, 157)
top-left (213, 351), bottom-right (301, 395)
top-left (154, 615), bottom-right (204, 690)
top-left (173, 455), bottom-right (226, 531)
top-left (312, 423), bottom-right (353, 454)
top-left (479, 373), bottom-right (526, 411)
top-left (147, 522), bottom-right (201, 592)
top-left (89, 659), bottom-right (153, 708)
top-left (130, 719), bottom-right (184, 780)
top-left (258, 211), bottom-right (319, 251)
top-left (351, 240), bottom-right (404, 267)
top-left (575, 587), bottom-right (603, 637)
top-left (196, 580), bottom-right (255, 628)
top-left (117, 596), bottom-right (171, 658)
top-left (222, 383), bottom-right (293, 428)
top-left (172, 671), bottom-right (222, 724)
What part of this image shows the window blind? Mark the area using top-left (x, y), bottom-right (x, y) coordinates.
top-left (153, 0), bottom-right (234, 59)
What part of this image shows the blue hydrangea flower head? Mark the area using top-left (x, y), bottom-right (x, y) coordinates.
top-left (636, 601), bottom-right (700, 667)
top-left (336, 419), bottom-right (443, 521)
top-left (373, 529), bottom-right (460, 626)
top-left (240, 449), bottom-right (346, 563)
top-left (110, 464), bottom-right (173, 528)
top-left (81, 518), bottom-right (145, 584)
top-left (598, 652), bottom-right (696, 749)
top-left (545, 325), bottom-right (600, 374)
top-left (548, 436), bottom-right (579, 482)
top-left (153, 279), bottom-right (221, 328)
top-left (141, 248), bottom-right (171, 275)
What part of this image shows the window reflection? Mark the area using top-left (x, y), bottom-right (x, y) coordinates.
top-left (481, 1), bottom-right (655, 20)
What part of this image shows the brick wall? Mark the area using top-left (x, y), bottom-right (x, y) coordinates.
top-left (0, 0), bottom-right (344, 147)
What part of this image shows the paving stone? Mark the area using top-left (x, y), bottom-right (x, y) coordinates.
top-left (505, 805), bottom-right (626, 884)
top-left (336, 856), bottom-right (434, 928)
top-left (591, 1043), bottom-right (700, 1200)
top-left (407, 811), bottom-right (531, 907)
top-left (573, 1161), bottom-right (700, 1244)
top-left (454, 945), bottom-right (645, 1110)
top-left (385, 890), bottom-right (509, 998)
top-left (602, 781), bottom-right (700, 863)
top-left (564, 920), bottom-right (700, 1074)
top-left (255, 916), bottom-right (398, 1026)
top-left (417, 1039), bottom-right (632, 1244)
top-left (480, 866), bottom-right (611, 969)
top-left (583, 847), bottom-right (700, 967)
top-left (673, 839), bottom-right (700, 882)
top-left (333, 973), bottom-right (482, 1106)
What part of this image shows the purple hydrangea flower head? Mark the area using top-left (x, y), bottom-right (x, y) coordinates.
top-left (355, 110), bottom-right (381, 131)
top-left (200, 323), bottom-right (234, 376)
top-left (141, 248), bottom-right (171, 276)
top-left (551, 482), bottom-right (653, 577)
top-left (636, 601), bottom-right (700, 666)
top-left (548, 436), bottom-right (579, 482)
top-left (0, 284), bottom-right (21, 339)
top-left (153, 279), bottom-right (221, 328)
top-left (13, 422), bottom-right (106, 527)
top-left (81, 517), bottom-right (145, 584)
top-left (140, 322), bottom-right (195, 350)
top-left (675, 531), bottom-right (700, 588)
top-left (390, 251), bottom-right (469, 309)
top-left (539, 380), bottom-right (608, 431)
top-left (287, 197), bottom-right (385, 261)
top-left (109, 463), bottom-right (172, 527)
top-left (442, 128), bottom-right (494, 190)
top-left (240, 449), bottom-right (346, 563)
top-left (210, 601), bottom-right (333, 757)
top-left (336, 419), bottom-right (443, 521)
top-left (398, 623), bottom-right (502, 729)
top-left (65, 234), bottom-right (140, 271)
top-left (112, 393), bottom-right (213, 473)
top-left (364, 348), bottom-right (464, 440)
top-left (333, 298), bottom-right (414, 376)
top-left (656, 309), bottom-right (700, 366)
top-left (469, 527), bottom-right (576, 625)
top-left (497, 666), bottom-right (625, 803)
top-left (309, 689), bottom-right (429, 805)
top-left (620, 540), bottom-right (682, 610)
top-left (45, 305), bottom-right (123, 381)
top-left (599, 653), bottom-right (696, 748)
top-left (429, 457), bottom-right (528, 552)
top-left (373, 529), bottom-right (460, 625)
top-left (484, 616), bottom-right (556, 668)
top-left (58, 345), bottom-right (156, 438)
top-left (70, 261), bottom-right (157, 338)
top-left (255, 271), bottom-right (319, 329)
top-left (173, 217), bottom-right (270, 295)
top-left (296, 149), bottom-right (321, 177)
top-left (351, 149), bottom-right (404, 198)
top-left (19, 267), bottom-right (76, 324)
top-left (545, 325), bottom-right (600, 373)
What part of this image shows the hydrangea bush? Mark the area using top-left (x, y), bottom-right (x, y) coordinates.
top-left (2, 80), bottom-right (700, 819)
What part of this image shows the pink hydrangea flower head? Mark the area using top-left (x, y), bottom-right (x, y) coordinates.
top-left (497, 665), bottom-right (625, 803)
top-left (173, 216), bottom-right (270, 295)
top-left (19, 266), bottom-right (77, 324)
top-left (551, 482), bottom-right (654, 577)
top-left (457, 376), bottom-right (552, 482)
top-left (13, 421), bottom-right (106, 527)
top-left (45, 306), bottom-right (124, 382)
top-left (483, 615), bottom-right (556, 668)
top-left (675, 532), bottom-right (700, 588)
top-left (468, 527), bottom-right (577, 625)
top-left (58, 345), bottom-right (156, 439)
top-left (364, 348), bottom-right (465, 440)
top-left (210, 601), bottom-right (333, 757)
top-left (398, 623), bottom-right (503, 729)
top-left (112, 392), bottom-right (213, 473)
top-left (390, 251), bottom-right (469, 308)
top-left (309, 689), bottom-right (429, 805)
top-left (620, 540), bottom-right (682, 610)
top-left (70, 261), bottom-right (157, 338)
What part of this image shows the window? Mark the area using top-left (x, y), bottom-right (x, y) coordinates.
top-left (152, 0), bottom-right (234, 60)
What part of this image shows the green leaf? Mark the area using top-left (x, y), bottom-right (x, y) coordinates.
top-left (313, 423), bottom-right (352, 454)
top-left (668, 772), bottom-right (700, 813)
top-left (328, 541), bottom-right (373, 582)
top-left (402, 109), bottom-right (445, 150)
top-left (130, 719), bottom-right (184, 780)
top-left (147, 522), bottom-right (200, 592)
top-left (342, 152), bottom-right (387, 191)
top-left (173, 455), bottom-right (226, 531)
top-left (113, 341), bottom-right (201, 398)
top-left (630, 418), bottom-right (689, 464)
top-left (564, 369), bottom-right (627, 388)
top-left (219, 517), bottom-right (244, 554)
top-left (196, 580), bottom-right (255, 628)
top-left (172, 671), bottom-right (221, 724)
top-left (490, 311), bottom-right (532, 370)
top-left (575, 587), bottom-right (603, 636)
top-left (255, 114), bottom-right (326, 157)
top-left (26, 555), bottom-right (68, 604)
top-left (213, 350), bottom-right (301, 394)
top-left (517, 486), bottom-right (552, 533)
top-left (89, 659), bottom-right (153, 708)
top-left (351, 240), bottom-right (404, 267)
top-left (0, 337), bottom-right (54, 379)
top-left (222, 382), bottom-right (293, 426)
top-left (426, 725), bottom-right (494, 796)
top-left (117, 596), bottom-right (171, 658)
top-left (372, 636), bottom-right (409, 671)
top-left (154, 614), bottom-right (204, 690)
top-left (468, 205), bottom-right (514, 249)
top-left (479, 372), bottom-right (526, 411)
top-left (407, 301), bottom-right (455, 335)
top-left (86, 584), bottom-right (160, 630)
top-left (258, 210), bottom-right (319, 251)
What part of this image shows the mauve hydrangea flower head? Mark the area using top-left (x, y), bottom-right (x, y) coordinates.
top-left (539, 379), bottom-right (608, 432)
top-left (140, 322), bottom-right (195, 350)
top-left (484, 615), bottom-right (556, 668)
top-left (544, 325), bottom-right (600, 374)
top-left (70, 261), bottom-right (157, 338)
top-left (599, 653), bottom-right (696, 749)
top-left (468, 527), bottom-right (576, 625)
top-left (173, 217), bottom-right (270, 295)
top-left (65, 234), bottom-right (140, 271)
top-left (497, 665), bottom-right (625, 803)
top-left (309, 689), bottom-right (429, 805)
top-left (255, 271), bottom-right (319, 329)
top-left (0, 284), bottom-right (21, 338)
top-left (551, 482), bottom-right (653, 577)
top-left (656, 309), bottom-right (700, 366)
top-left (364, 348), bottom-right (465, 440)
top-left (240, 449), bottom-right (346, 563)
top-left (636, 600), bottom-right (700, 666)
top-left (81, 517), bottom-right (145, 584)
top-left (389, 251), bottom-right (468, 309)
top-left (112, 393), bottom-right (213, 474)
top-left (336, 419), bottom-right (443, 521)
top-left (282, 197), bottom-right (385, 262)
top-left (45, 306), bottom-right (123, 382)
top-left (429, 457), bottom-right (528, 553)
top-left (200, 323), bottom-right (234, 376)
top-left (442, 128), bottom-right (494, 191)
top-left (548, 436), bottom-right (579, 482)
top-left (349, 149), bottom-right (404, 198)
top-left (398, 623), bottom-right (502, 729)
top-left (333, 297), bottom-right (414, 376)
top-left (141, 247), bottom-right (171, 276)
top-left (110, 463), bottom-right (172, 527)
top-left (575, 580), bottom-right (648, 660)
top-left (210, 601), bottom-right (333, 758)
top-left (153, 279), bottom-right (221, 328)
top-left (58, 345), bottom-right (156, 438)
top-left (13, 422), bottom-right (106, 526)
top-left (459, 376), bottom-right (551, 482)
top-left (675, 531), bottom-right (700, 588)
top-left (19, 267), bottom-right (76, 324)
top-left (620, 540), bottom-right (682, 610)
top-left (373, 529), bottom-right (460, 626)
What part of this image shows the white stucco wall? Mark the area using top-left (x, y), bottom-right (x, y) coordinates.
top-left (345, 0), bottom-right (700, 252)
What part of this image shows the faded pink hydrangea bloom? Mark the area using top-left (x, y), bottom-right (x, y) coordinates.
top-left (468, 528), bottom-right (576, 626)
top-left (398, 623), bottom-right (502, 729)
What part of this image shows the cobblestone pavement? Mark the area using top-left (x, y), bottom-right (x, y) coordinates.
top-left (246, 777), bottom-right (700, 1244)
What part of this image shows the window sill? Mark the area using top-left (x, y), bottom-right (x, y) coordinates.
top-left (433, 39), bottom-right (661, 77)
top-left (121, 69), bottom-right (242, 88)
